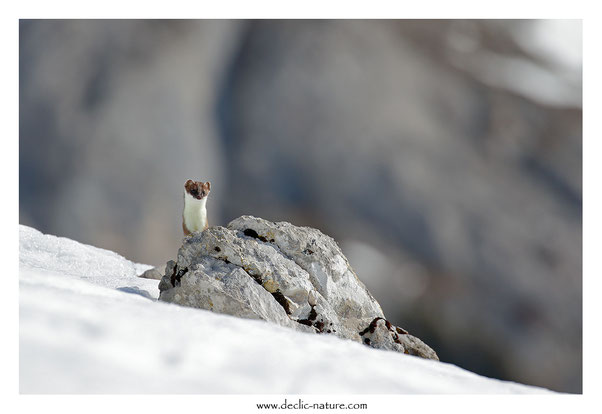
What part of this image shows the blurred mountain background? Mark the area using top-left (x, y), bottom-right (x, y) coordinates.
top-left (19, 19), bottom-right (582, 393)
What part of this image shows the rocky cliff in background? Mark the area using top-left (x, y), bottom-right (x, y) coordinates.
top-left (158, 216), bottom-right (438, 360)
top-left (218, 20), bottom-right (582, 392)
top-left (19, 20), bottom-right (582, 392)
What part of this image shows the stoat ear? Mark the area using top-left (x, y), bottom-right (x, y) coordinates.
top-left (206, 182), bottom-right (211, 191)
top-left (185, 179), bottom-right (194, 187)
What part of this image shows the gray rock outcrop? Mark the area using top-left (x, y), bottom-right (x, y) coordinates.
top-left (158, 216), bottom-right (438, 360)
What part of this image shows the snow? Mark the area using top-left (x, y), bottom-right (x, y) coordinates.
top-left (19, 224), bottom-right (553, 394)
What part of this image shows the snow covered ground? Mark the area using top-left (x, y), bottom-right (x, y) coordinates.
top-left (19, 225), bottom-right (553, 394)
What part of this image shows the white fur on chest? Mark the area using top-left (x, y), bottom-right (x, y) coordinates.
top-left (183, 192), bottom-right (208, 232)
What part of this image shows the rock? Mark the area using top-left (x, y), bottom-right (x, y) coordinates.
top-left (158, 215), bottom-right (438, 360)
top-left (138, 266), bottom-right (164, 280)
top-left (359, 317), bottom-right (438, 360)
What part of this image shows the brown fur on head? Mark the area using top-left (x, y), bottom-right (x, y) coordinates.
top-left (184, 179), bottom-right (211, 200)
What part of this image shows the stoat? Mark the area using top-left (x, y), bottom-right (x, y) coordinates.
top-left (182, 179), bottom-right (211, 236)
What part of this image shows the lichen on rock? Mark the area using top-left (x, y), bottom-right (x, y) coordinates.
top-left (158, 215), bottom-right (438, 360)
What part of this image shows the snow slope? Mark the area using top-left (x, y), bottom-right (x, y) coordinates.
top-left (19, 225), bottom-right (553, 394)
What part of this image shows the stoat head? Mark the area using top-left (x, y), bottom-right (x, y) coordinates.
top-left (184, 179), bottom-right (211, 200)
